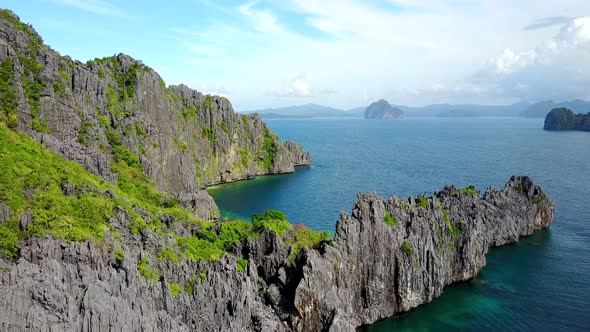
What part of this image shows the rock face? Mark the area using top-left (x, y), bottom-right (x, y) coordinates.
top-left (364, 99), bottom-right (403, 119)
top-left (285, 140), bottom-right (312, 166)
top-left (0, 176), bottom-right (555, 331)
top-left (0, 10), bottom-right (310, 220)
top-left (292, 176), bottom-right (554, 330)
top-left (544, 108), bottom-right (590, 131)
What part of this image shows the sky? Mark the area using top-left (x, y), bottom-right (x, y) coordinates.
top-left (4, 0), bottom-right (590, 110)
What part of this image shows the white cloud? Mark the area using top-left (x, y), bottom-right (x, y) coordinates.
top-left (161, 0), bottom-right (590, 109)
top-left (493, 49), bottom-right (538, 75)
top-left (271, 76), bottom-right (313, 97)
top-left (237, 2), bottom-right (282, 33)
top-left (290, 78), bottom-right (312, 97)
top-left (476, 16), bottom-right (590, 101)
top-left (556, 16), bottom-right (590, 45)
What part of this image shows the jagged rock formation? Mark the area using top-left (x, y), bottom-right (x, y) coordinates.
top-left (0, 175), bottom-right (555, 331)
top-left (544, 108), bottom-right (590, 131)
top-left (0, 10), bottom-right (310, 220)
top-left (364, 99), bottom-right (403, 119)
top-left (292, 177), bottom-right (554, 330)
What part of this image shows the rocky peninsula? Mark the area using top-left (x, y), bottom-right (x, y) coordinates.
top-left (544, 108), bottom-right (590, 131)
top-left (0, 9), bottom-right (556, 332)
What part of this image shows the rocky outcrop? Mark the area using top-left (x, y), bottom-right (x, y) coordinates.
top-left (0, 10), bottom-right (310, 220)
top-left (0, 176), bottom-right (555, 331)
top-left (544, 108), bottom-right (590, 131)
top-left (285, 140), bottom-right (312, 166)
top-left (291, 176), bottom-right (554, 330)
top-left (364, 99), bottom-right (403, 119)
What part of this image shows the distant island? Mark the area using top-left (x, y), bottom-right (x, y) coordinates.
top-left (245, 99), bottom-right (590, 119)
top-left (364, 99), bottom-right (403, 119)
top-left (544, 108), bottom-right (590, 131)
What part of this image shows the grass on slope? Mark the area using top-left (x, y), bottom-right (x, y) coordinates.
top-left (0, 123), bottom-right (330, 266)
top-left (0, 122), bottom-right (205, 260)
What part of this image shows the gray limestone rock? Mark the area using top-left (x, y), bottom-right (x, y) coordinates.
top-left (0, 176), bottom-right (555, 331)
top-left (0, 10), bottom-right (311, 221)
top-left (0, 203), bottom-right (10, 222)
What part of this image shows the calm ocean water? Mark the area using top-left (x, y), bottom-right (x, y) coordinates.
top-left (209, 118), bottom-right (590, 331)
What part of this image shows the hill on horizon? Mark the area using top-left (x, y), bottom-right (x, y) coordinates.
top-left (522, 100), bottom-right (590, 118)
top-left (245, 99), bottom-right (590, 119)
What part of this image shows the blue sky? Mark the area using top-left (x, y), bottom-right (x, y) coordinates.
top-left (4, 0), bottom-right (590, 110)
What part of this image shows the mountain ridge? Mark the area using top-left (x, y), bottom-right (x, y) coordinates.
top-left (247, 100), bottom-right (590, 119)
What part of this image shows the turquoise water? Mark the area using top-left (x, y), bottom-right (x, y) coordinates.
top-left (208, 118), bottom-right (590, 331)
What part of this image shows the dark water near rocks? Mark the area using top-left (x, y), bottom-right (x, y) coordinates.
top-left (209, 118), bottom-right (590, 331)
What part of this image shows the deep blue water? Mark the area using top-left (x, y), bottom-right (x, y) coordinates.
top-left (209, 118), bottom-right (590, 331)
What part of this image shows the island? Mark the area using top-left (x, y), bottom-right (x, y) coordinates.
top-left (0, 10), bottom-right (556, 332)
top-left (365, 99), bottom-right (403, 119)
top-left (544, 108), bottom-right (590, 131)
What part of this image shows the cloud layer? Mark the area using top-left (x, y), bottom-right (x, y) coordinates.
top-left (32, 0), bottom-right (590, 109)
top-left (477, 16), bottom-right (590, 101)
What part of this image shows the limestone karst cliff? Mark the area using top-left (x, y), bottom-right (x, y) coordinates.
top-left (0, 9), bottom-right (310, 220)
top-left (0, 128), bottom-right (555, 331)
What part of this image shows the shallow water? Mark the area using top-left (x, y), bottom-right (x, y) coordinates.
top-left (209, 118), bottom-right (590, 331)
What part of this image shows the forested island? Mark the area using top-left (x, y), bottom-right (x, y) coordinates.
top-left (544, 108), bottom-right (590, 131)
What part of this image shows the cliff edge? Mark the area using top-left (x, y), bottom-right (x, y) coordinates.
top-left (0, 9), bottom-right (310, 220)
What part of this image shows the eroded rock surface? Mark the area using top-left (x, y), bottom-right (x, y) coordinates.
top-left (0, 10), bottom-right (310, 220)
top-left (0, 176), bottom-right (555, 331)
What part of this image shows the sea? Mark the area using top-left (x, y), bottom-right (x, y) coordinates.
top-left (208, 117), bottom-right (590, 331)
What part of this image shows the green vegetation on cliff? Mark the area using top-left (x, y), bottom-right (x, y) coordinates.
top-left (170, 282), bottom-right (183, 296)
top-left (260, 126), bottom-right (278, 169)
top-left (0, 122), bottom-right (195, 260)
top-left (384, 210), bottom-right (397, 226)
top-left (0, 58), bottom-right (18, 128)
top-left (288, 225), bottom-right (330, 259)
top-left (0, 122), bottom-right (326, 268)
top-left (252, 210), bottom-right (291, 235)
top-left (416, 196), bottom-right (428, 208)
top-left (137, 257), bottom-right (160, 281)
top-left (2, 9), bottom-right (47, 135)
top-left (0, 122), bottom-right (115, 253)
top-left (458, 187), bottom-right (478, 195)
